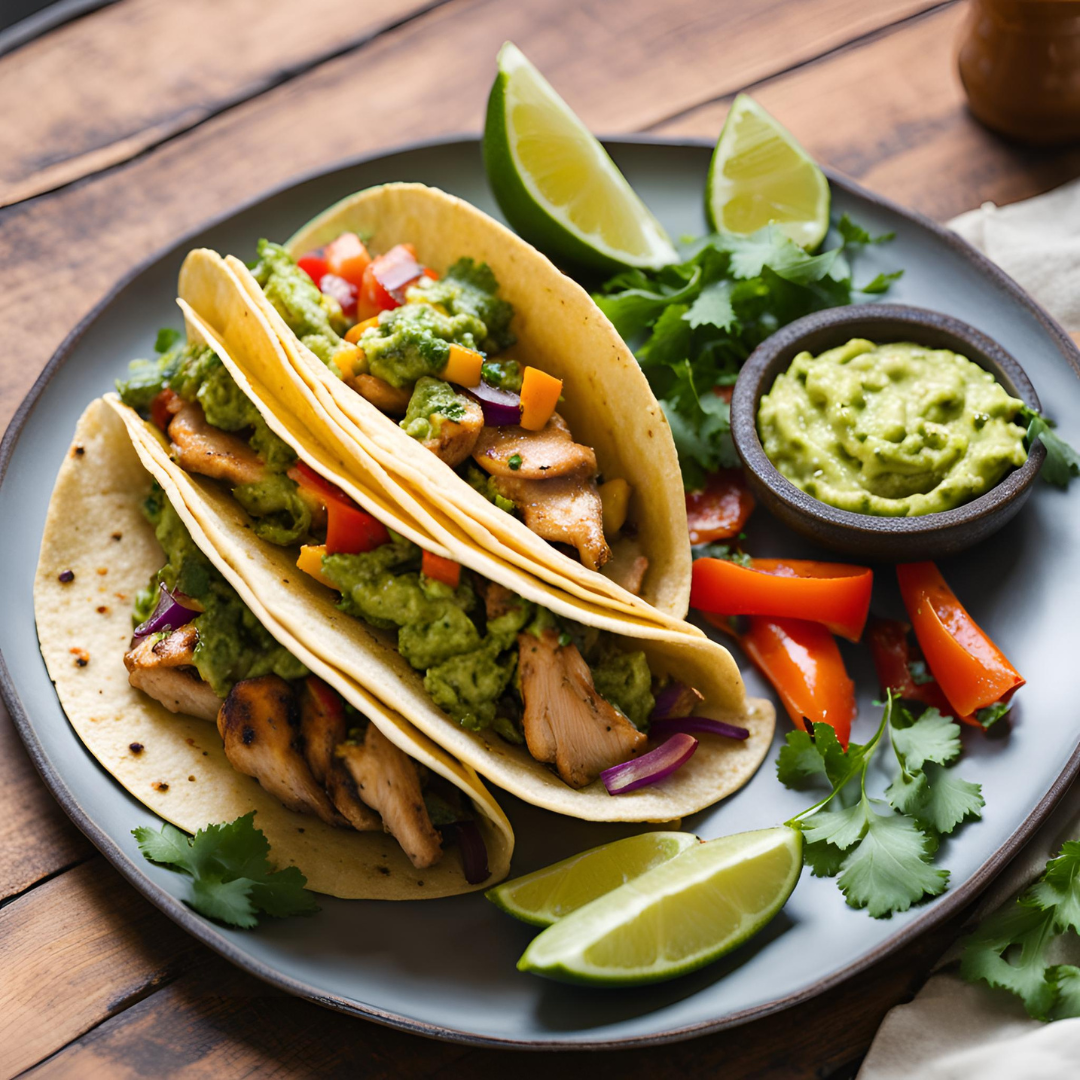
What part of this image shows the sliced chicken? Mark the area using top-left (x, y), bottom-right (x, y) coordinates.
top-left (517, 628), bottom-right (647, 788)
top-left (350, 373), bottom-right (412, 416)
top-left (419, 396), bottom-right (484, 468)
top-left (217, 675), bottom-right (342, 827)
top-left (300, 680), bottom-right (381, 832)
top-left (337, 724), bottom-right (443, 869)
top-left (124, 624), bottom-right (220, 721)
top-left (478, 581), bottom-right (521, 621)
top-left (492, 472), bottom-right (611, 571)
top-left (168, 402), bottom-right (266, 487)
top-left (604, 537), bottom-right (650, 596)
top-left (472, 413), bottom-right (597, 480)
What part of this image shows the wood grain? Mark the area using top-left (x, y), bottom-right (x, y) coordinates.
top-left (0, 0), bottom-right (951, 436)
top-left (0, 0), bottom-right (444, 207)
top-left (654, 3), bottom-right (1080, 221)
top-left (0, 859), bottom-right (204, 1077)
top-left (0, 698), bottom-right (89, 902)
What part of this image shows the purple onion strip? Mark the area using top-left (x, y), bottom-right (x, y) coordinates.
top-left (601, 733), bottom-right (699, 795)
top-left (650, 716), bottom-right (750, 741)
top-left (469, 380), bottom-right (522, 426)
top-left (133, 583), bottom-right (201, 642)
top-left (443, 820), bottom-right (489, 884)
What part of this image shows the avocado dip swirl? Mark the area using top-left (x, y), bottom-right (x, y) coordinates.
top-left (757, 339), bottom-right (1029, 517)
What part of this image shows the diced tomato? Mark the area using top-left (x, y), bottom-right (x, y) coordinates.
top-left (325, 500), bottom-right (390, 555)
top-left (288, 461), bottom-right (348, 506)
top-left (421, 551), bottom-right (461, 589)
top-left (150, 387), bottom-right (181, 432)
top-left (324, 233), bottom-right (371, 286)
top-left (304, 675), bottom-right (344, 720)
top-left (297, 250), bottom-right (329, 284)
top-left (359, 244), bottom-right (425, 317)
top-left (318, 273), bottom-right (357, 318)
top-left (686, 469), bottom-right (755, 544)
top-left (713, 385), bottom-right (734, 404)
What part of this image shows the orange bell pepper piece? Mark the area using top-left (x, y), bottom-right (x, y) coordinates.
top-left (421, 551), bottom-right (461, 589)
top-left (519, 367), bottom-right (562, 431)
top-left (442, 344), bottom-right (483, 387)
top-left (686, 469), bottom-right (755, 544)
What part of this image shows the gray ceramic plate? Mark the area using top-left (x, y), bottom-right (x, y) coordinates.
top-left (3, 138), bottom-right (1079, 1049)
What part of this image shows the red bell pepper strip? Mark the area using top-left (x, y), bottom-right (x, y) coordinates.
top-left (359, 244), bottom-right (426, 316)
top-left (287, 461), bottom-right (390, 555)
top-left (866, 618), bottom-right (963, 720)
top-left (705, 613), bottom-right (855, 747)
top-left (421, 551), bottom-right (461, 590)
top-left (297, 250), bottom-right (329, 285)
top-left (323, 232), bottom-right (371, 286)
top-left (685, 469), bottom-right (756, 545)
top-left (304, 674), bottom-right (344, 720)
top-left (150, 387), bottom-right (181, 433)
top-left (691, 557), bottom-right (873, 642)
top-left (897, 561), bottom-right (1024, 718)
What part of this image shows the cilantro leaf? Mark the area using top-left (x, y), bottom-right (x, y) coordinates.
top-left (155, 327), bottom-right (183, 354)
top-left (891, 707), bottom-right (960, 770)
top-left (1050, 966), bottom-right (1080, 1020)
top-left (835, 806), bottom-right (948, 918)
top-left (1021, 406), bottom-right (1080, 488)
top-left (914, 764), bottom-right (984, 835)
top-left (976, 700), bottom-right (1012, 729)
top-left (133, 812), bottom-right (318, 927)
top-left (802, 800), bottom-right (872, 851)
top-left (859, 270), bottom-right (904, 295)
top-left (776, 722), bottom-right (852, 790)
top-left (685, 280), bottom-right (735, 330)
top-left (1029, 841), bottom-right (1080, 933)
top-left (803, 839), bottom-right (845, 878)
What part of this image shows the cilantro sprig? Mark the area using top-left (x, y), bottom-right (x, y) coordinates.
top-left (961, 841), bottom-right (1080, 1020)
top-left (1019, 404), bottom-right (1080, 488)
top-left (134, 812), bottom-right (318, 928)
top-left (593, 216), bottom-right (900, 489)
top-left (779, 694), bottom-right (983, 918)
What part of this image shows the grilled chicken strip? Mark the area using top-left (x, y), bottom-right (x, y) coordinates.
top-left (419, 396), bottom-right (485, 468)
top-left (217, 675), bottom-right (342, 827)
top-left (300, 680), bottom-right (381, 832)
top-left (337, 724), bottom-right (443, 869)
top-left (518, 628), bottom-right (647, 788)
top-left (472, 414), bottom-right (597, 480)
top-left (124, 624), bottom-right (220, 721)
top-left (168, 402), bottom-right (266, 487)
top-left (351, 373), bottom-right (412, 416)
top-left (492, 471), bottom-right (611, 571)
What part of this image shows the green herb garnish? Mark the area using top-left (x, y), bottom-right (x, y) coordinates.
top-left (1020, 405), bottom-right (1080, 488)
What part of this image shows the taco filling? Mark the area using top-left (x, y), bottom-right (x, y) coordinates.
top-left (124, 482), bottom-right (483, 870)
top-left (117, 343), bottom-right (699, 790)
top-left (244, 238), bottom-right (641, 582)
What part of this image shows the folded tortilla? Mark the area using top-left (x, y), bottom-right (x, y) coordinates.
top-left (35, 398), bottom-right (514, 899)
top-left (215, 182), bottom-right (693, 624)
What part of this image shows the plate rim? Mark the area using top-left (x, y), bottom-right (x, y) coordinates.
top-left (3, 134), bottom-right (1079, 1050)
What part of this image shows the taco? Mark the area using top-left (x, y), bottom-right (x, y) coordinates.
top-left (218, 183), bottom-right (692, 623)
top-left (35, 399), bottom-right (513, 898)
top-left (109, 289), bottom-right (773, 818)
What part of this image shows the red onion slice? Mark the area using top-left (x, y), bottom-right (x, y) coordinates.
top-left (469, 381), bottom-right (522, 426)
top-left (650, 681), bottom-right (705, 721)
top-left (133, 583), bottom-right (201, 641)
top-left (650, 716), bottom-right (750, 741)
top-left (601, 733), bottom-right (699, 795)
top-left (442, 820), bottom-right (489, 884)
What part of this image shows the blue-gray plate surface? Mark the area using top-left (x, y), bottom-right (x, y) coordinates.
top-left (3, 138), bottom-right (1079, 1048)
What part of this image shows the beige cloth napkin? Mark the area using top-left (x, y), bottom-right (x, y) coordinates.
top-left (857, 183), bottom-right (1080, 1078)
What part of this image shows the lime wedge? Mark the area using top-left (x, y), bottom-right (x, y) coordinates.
top-left (484, 41), bottom-right (678, 271)
top-left (487, 832), bottom-right (699, 927)
top-left (706, 94), bottom-right (830, 250)
top-left (518, 827), bottom-right (802, 985)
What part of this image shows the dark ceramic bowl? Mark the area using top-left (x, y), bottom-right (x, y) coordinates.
top-left (730, 304), bottom-right (1045, 561)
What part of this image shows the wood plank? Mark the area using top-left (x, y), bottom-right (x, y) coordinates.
top-left (0, 0), bottom-right (943, 209)
top-left (653, 3), bottom-right (1080, 222)
top-left (0, 0), bottom-right (444, 208)
top-left (0, 704), bottom-right (89, 902)
top-left (0, 0), bottom-right (950, 435)
top-left (0, 858), bottom-right (204, 1078)
top-left (22, 895), bottom-right (970, 1079)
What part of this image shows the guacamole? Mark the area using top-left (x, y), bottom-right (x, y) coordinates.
top-left (117, 336), bottom-right (308, 545)
top-left (135, 486), bottom-right (306, 696)
top-left (757, 339), bottom-right (1029, 516)
top-left (359, 303), bottom-right (485, 388)
top-left (401, 377), bottom-right (470, 442)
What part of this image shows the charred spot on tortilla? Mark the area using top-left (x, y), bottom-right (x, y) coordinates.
top-left (73, 445), bottom-right (85, 457)
top-left (129, 742), bottom-right (144, 755)
top-left (111, 532), bottom-right (123, 541)
top-left (153, 781), bottom-right (169, 792)
top-left (58, 570), bottom-right (75, 583)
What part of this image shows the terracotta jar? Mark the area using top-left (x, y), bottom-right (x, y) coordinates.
top-left (958, 0), bottom-right (1080, 144)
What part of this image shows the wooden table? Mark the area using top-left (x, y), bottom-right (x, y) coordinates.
top-left (2, 1), bottom-right (1078, 1075)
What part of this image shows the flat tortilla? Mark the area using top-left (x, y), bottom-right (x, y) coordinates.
top-left (34, 399), bottom-right (513, 899)
top-left (228, 182), bottom-right (691, 620)
top-left (110, 398), bottom-right (775, 822)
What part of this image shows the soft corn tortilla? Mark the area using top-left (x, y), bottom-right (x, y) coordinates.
top-left (228, 182), bottom-right (691, 621)
top-left (35, 399), bottom-right (513, 899)
top-left (174, 271), bottom-right (701, 643)
top-left (112, 398), bottom-right (775, 822)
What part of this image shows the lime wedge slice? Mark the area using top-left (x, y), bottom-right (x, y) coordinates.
top-left (518, 826), bottom-right (802, 985)
top-left (487, 832), bottom-right (699, 927)
top-left (484, 41), bottom-right (678, 271)
top-left (706, 94), bottom-right (830, 250)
